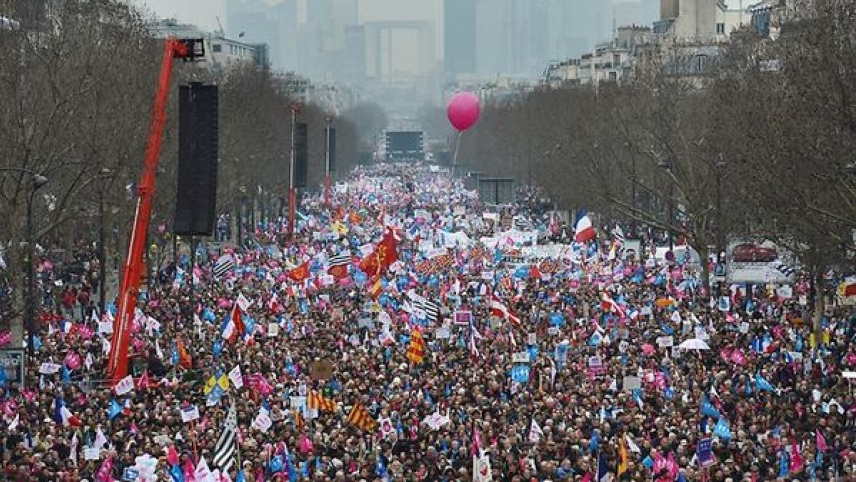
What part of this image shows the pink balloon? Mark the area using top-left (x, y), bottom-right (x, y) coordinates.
top-left (447, 92), bottom-right (480, 131)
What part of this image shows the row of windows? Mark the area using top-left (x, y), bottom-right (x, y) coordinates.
top-left (210, 43), bottom-right (252, 58)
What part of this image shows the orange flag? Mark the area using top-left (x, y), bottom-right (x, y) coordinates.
top-left (176, 338), bottom-right (192, 369)
top-left (406, 328), bottom-right (425, 364)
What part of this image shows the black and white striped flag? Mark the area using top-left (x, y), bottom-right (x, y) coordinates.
top-left (772, 260), bottom-right (797, 278)
top-left (213, 254), bottom-right (236, 278)
top-left (212, 402), bottom-right (238, 472)
top-left (327, 251), bottom-right (351, 268)
top-left (611, 225), bottom-right (625, 245)
top-left (406, 290), bottom-right (441, 322)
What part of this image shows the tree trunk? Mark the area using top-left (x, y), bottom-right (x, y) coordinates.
top-left (697, 244), bottom-right (710, 291)
top-left (812, 270), bottom-right (825, 341)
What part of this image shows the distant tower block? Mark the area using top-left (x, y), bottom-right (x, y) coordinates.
top-left (363, 21), bottom-right (435, 81)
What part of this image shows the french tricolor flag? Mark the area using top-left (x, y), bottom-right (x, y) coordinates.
top-left (574, 209), bottom-right (596, 243)
top-left (54, 398), bottom-right (81, 427)
top-left (220, 304), bottom-right (246, 344)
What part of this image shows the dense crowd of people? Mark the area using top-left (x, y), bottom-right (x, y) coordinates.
top-left (0, 163), bottom-right (854, 482)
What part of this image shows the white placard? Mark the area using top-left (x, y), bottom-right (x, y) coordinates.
top-left (228, 365), bottom-right (243, 390)
top-left (512, 352), bottom-right (530, 363)
top-left (114, 375), bottom-right (135, 396)
top-left (84, 447), bottom-right (101, 461)
top-left (252, 411), bottom-right (272, 433)
top-left (39, 362), bottom-right (62, 374)
top-left (98, 321), bottom-right (114, 335)
top-left (656, 336), bottom-right (674, 348)
top-left (267, 323), bottom-right (280, 338)
top-left (623, 376), bottom-right (642, 391)
top-left (180, 405), bottom-right (200, 423)
top-left (527, 333), bottom-right (537, 345)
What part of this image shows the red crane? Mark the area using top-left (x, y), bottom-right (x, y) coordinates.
top-left (107, 38), bottom-right (203, 384)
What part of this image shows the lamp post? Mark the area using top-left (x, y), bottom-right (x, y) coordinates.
top-left (97, 168), bottom-right (115, 317)
top-left (324, 114), bottom-right (332, 208)
top-left (657, 156), bottom-right (675, 251)
top-left (288, 104), bottom-right (299, 240)
top-left (1, 168), bottom-right (49, 356)
top-left (715, 155), bottom-right (726, 269)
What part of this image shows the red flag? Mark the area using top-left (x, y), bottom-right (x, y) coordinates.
top-left (359, 228), bottom-right (398, 278)
top-left (288, 261), bottom-right (311, 282)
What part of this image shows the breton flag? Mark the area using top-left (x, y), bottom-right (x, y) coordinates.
top-left (213, 254), bottom-right (236, 277)
top-left (490, 294), bottom-right (521, 327)
top-left (346, 403), bottom-right (377, 432)
top-left (406, 290), bottom-right (441, 322)
top-left (327, 251), bottom-right (351, 279)
top-left (574, 210), bottom-right (596, 243)
top-left (212, 402), bottom-right (238, 473)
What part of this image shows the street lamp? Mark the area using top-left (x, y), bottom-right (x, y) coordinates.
top-left (1, 168), bottom-right (48, 356)
top-left (657, 156), bottom-right (675, 251)
top-left (324, 114), bottom-right (332, 208)
top-left (715, 155), bottom-right (727, 271)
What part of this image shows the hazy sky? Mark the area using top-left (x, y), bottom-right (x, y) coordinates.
top-left (133, 0), bottom-right (743, 31)
top-left (132, 0), bottom-right (440, 33)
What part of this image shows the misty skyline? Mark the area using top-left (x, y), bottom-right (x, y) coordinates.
top-left (134, 0), bottom-right (733, 65)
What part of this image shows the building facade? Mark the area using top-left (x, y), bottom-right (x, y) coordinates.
top-left (149, 20), bottom-right (262, 73)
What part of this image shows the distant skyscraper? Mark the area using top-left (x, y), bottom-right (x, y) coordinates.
top-left (443, 0), bottom-right (476, 81)
top-left (302, 0), bottom-right (359, 81)
top-left (226, 0), bottom-right (297, 71)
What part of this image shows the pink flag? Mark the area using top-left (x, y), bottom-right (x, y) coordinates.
top-left (166, 445), bottom-right (179, 466)
top-left (96, 456), bottom-right (114, 482)
top-left (790, 440), bottom-right (804, 472)
top-left (64, 351), bottom-right (82, 370)
top-left (580, 472), bottom-right (592, 482)
top-left (816, 429), bottom-right (828, 452)
top-left (667, 452), bottom-right (679, 480)
top-left (257, 376), bottom-right (273, 397)
top-left (729, 349), bottom-right (747, 366)
top-left (78, 325), bottom-right (94, 340)
top-left (183, 457), bottom-right (196, 482)
top-left (0, 331), bottom-right (11, 347)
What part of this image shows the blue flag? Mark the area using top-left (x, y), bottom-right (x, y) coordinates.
top-left (713, 417), bottom-right (731, 441)
top-left (700, 395), bottom-right (721, 419)
top-left (108, 399), bottom-right (123, 420)
top-left (169, 464), bottom-right (185, 482)
top-left (755, 373), bottom-right (776, 394)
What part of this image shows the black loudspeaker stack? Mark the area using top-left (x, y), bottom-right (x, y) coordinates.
top-left (174, 83), bottom-right (219, 237)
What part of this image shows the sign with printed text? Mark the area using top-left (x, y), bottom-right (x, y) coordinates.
top-left (454, 310), bottom-right (472, 325)
top-left (697, 438), bottom-right (714, 467)
top-left (512, 352), bottom-right (530, 363)
top-left (181, 405), bottom-right (200, 423)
